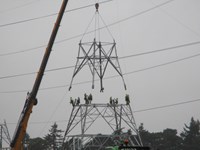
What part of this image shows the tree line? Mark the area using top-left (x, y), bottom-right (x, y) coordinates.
top-left (23, 117), bottom-right (200, 150)
top-left (139, 117), bottom-right (200, 150)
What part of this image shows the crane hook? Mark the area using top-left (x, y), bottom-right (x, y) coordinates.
top-left (95, 3), bottom-right (99, 12)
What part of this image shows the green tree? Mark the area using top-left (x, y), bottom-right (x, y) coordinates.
top-left (181, 117), bottom-right (200, 150)
top-left (160, 128), bottom-right (182, 150)
top-left (44, 122), bottom-right (63, 150)
top-left (138, 123), bottom-right (152, 147)
top-left (138, 123), bottom-right (161, 149)
top-left (139, 124), bottom-right (182, 150)
top-left (29, 137), bottom-right (47, 150)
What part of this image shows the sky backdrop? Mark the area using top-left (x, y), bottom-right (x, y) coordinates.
top-left (0, 0), bottom-right (200, 147)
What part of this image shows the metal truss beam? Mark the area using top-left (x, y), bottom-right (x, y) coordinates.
top-left (63, 101), bottom-right (142, 150)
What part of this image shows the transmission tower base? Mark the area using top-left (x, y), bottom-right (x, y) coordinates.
top-left (63, 98), bottom-right (143, 150)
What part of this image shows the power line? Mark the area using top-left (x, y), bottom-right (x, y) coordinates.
top-left (106, 0), bottom-right (175, 28)
top-left (0, 40), bottom-right (199, 80)
top-left (6, 98), bottom-right (200, 125)
top-left (119, 41), bottom-right (200, 59)
top-left (133, 98), bottom-right (200, 113)
top-left (0, 45), bottom-right (46, 57)
top-left (45, 65), bottom-right (74, 72)
top-left (0, 72), bottom-right (37, 80)
top-left (119, 53), bottom-right (200, 76)
top-left (7, 120), bottom-right (68, 125)
top-left (0, 65), bottom-right (75, 80)
top-left (0, 0), bottom-right (113, 28)
top-left (0, 0), bottom-right (42, 14)
top-left (148, 0), bottom-right (200, 38)
top-left (1, 51), bottom-right (199, 94)
top-left (38, 91), bottom-right (68, 137)
top-left (0, 0), bottom-right (175, 57)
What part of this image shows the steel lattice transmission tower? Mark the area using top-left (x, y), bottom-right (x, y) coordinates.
top-left (62, 95), bottom-right (143, 150)
top-left (0, 120), bottom-right (11, 150)
top-left (69, 3), bottom-right (126, 92)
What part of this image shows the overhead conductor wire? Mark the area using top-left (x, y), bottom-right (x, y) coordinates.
top-left (0, 0), bottom-right (175, 57)
top-left (1, 51), bottom-right (200, 94)
top-left (0, 0), bottom-right (113, 28)
top-left (0, 0), bottom-right (42, 14)
top-left (2, 0), bottom-right (199, 132)
top-left (6, 98), bottom-right (200, 125)
top-left (0, 40), bottom-right (200, 80)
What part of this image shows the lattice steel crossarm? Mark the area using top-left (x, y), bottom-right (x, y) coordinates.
top-left (69, 40), bottom-right (127, 92)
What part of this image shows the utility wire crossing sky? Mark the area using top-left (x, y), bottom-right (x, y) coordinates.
top-left (0, 0), bottom-right (200, 142)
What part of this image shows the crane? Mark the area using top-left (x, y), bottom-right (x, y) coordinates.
top-left (10, 0), bottom-right (69, 149)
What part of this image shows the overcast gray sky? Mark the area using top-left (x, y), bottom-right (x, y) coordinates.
top-left (1, 0), bottom-right (200, 146)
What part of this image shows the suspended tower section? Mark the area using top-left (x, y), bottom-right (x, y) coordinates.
top-left (69, 3), bottom-right (126, 92)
